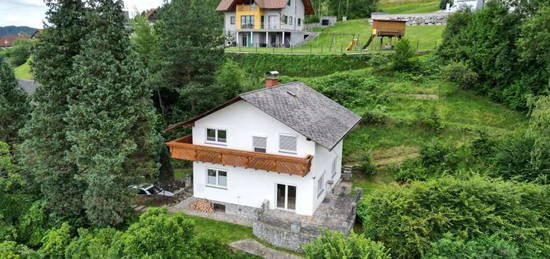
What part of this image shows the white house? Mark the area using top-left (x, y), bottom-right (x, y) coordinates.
top-left (167, 76), bottom-right (360, 217)
top-left (216, 0), bottom-right (315, 47)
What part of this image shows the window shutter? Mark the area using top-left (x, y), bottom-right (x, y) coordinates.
top-left (253, 136), bottom-right (267, 149)
top-left (279, 135), bottom-right (297, 152)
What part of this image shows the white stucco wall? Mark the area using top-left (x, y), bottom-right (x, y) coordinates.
top-left (190, 99), bottom-right (342, 215)
top-left (281, 0), bottom-right (305, 31)
top-left (192, 100), bottom-right (315, 157)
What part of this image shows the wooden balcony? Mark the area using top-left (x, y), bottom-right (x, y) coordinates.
top-left (166, 135), bottom-right (313, 177)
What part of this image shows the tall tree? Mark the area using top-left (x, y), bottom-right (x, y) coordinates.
top-left (0, 55), bottom-right (29, 145)
top-left (19, 0), bottom-right (88, 225)
top-left (67, 0), bottom-right (160, 226)
top-left (155, 0), bottom-right (225, 124)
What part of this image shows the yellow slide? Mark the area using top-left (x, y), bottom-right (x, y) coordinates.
top-left (346, 37), bottom-right (358, 51)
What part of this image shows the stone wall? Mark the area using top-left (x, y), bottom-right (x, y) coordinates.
top-left (370, 12), bottom-right (449, 25)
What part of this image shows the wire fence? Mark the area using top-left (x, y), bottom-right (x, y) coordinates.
top-left (225, 32), bottom-right (441, 55)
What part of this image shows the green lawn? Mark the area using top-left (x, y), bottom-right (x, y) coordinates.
top-left (179, 213), bottom-right (254, 243)
top-left (379, 0), bottom-right (441, 14)
top-left (227, 19), bottom-right (444, 54)
top-left (14, 59), bottom-right (32, 79)
top-left (174, 168), bottom-right (192, 181)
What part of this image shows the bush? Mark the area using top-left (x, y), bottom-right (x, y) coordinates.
top-left (38, 223), bottom-right (72, 258)
top-left (469, 130), bottom-right (497, 158)
top-left (413, 104), bottom-right (443, 132)
top-left (391, 38), bottom-right (417, 72)
top-left (359, 176), bottom-right (550, 258)
top-left (442, 62), bottom-right (478, 89)
top-left (358, 152), bottom-right (377, 177)
top-left (0, 241), bottom-right (35, 259)
top-left (439, 0), bottom-right (453, 10)
top-left (361, 106), bottom-right (389, 126)
top-left (303, 231), bottom-right (390, 259)
top-left (395, 140), bottom-right (460, 182)
top-left (425, 234), bottom-right (519, 259)
top-left (65, 227), bottom-right (120, 259)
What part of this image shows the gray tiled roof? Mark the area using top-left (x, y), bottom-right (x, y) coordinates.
top-left (240, 82), bottom-right (361, 150)
top-left (17, 79), bottom-right (39, 95)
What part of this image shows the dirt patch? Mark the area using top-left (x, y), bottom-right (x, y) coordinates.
top-left (406, 94), bottom-right (439, 100)
top-left (373, 145), bottom-right (419, 167)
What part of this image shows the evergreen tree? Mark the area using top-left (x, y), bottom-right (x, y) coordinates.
top-left (155, 0), bottom-right (225, 124)
top-left (67, 0), bottom-right (160, 226)
top-left (0, 55), bottom-right (29, 145)
top-left (19, 0), bottom-right (88, 224)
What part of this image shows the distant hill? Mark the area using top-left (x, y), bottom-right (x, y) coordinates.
top-left (0, 26), bottom-right (38, 38)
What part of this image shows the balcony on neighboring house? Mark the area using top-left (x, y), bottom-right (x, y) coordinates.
top-left (167, 135), bottom-right (313, 177)
top-left (236, 4), bottom-right (257, 12)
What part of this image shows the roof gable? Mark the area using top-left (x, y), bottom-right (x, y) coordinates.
top-left (167, 82), bottom-right (361, 150)
top-left (216, 0), bottom-right (315, 15)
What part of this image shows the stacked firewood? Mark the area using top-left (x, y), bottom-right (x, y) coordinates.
top-left (191, 199), bottom-right (214, 214)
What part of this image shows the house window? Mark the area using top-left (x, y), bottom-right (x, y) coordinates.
top-left (230, 16), bottom-right (235, 25)
top-left (276, 184), bottom-right (296, 210)
top-left (241, 15), bottom-right (254, 29)
top-left (206, 128), bottom-right (227, 144)
top-left (207, 169), bottom-right (227, 188)
top-left (287, 0), bottom-right (291, 6)
top-left (298, 18), bottom-right (301, 26)
top-left (317, 173), bottom-right (325, 198)
top-left (332, 156), bottom-right (338, 178)
top-left (282, 15), bottom-right (288, 25)
top-left (253, 136), bottom-right (267, 153)
top-left (279, 134), bottom-right (297, 153)
top-left (289, 16), bottom-right (293, 25)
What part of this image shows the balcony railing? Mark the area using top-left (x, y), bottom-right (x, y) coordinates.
top-left (166, 135), bottom-right (313, 177)
top-left (237, 5), bottom-right (257, 12)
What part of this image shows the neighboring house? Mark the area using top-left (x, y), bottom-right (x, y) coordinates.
top-left (0, 34), bottom-right (31, 48)
top-left (167, 75), bottom-right (360, 217)
top-left (17, 79), bottom-right (39, 95)
top-left (216, 0), bottom-right (315, 47)
top-left (30, 29), bottom-right (43, 39)
top-left (144, 8), bottom-right (160, 24)
top-left (447, 0), bottom-right (485, 12)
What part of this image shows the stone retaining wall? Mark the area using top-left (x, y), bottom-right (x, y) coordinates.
top-left (370, 12), bottom-right (449, 25)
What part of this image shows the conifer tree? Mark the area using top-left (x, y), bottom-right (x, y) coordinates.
top-left (155, 0), bottom-right (225, 123)
top-left (19, 0), bottom-right (88, 224)
top-left (0, 55), bottom-right (29, 145)
top-left (67, 0), bottom-right (160, 226)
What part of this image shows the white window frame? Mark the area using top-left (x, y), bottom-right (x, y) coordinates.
top-left (332, 155), bottom-right (338, 179)
top-left (275, 183), bottom-right (297, 211)
top-left (252, 136), bottom-right (267, 153)
top-left (206, 168), bottom-right (227, 189)
top-left (317, 172), bottom-right (325, 198)
top-left (278, 134), bottom-right (297, 154)
top-left (205, 128), bottom-right (227, 145)
top-left (230, 16), bottom-right (235, 25)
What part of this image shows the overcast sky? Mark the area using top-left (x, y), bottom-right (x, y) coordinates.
top-left (0, 0), bottom-right (166, 28)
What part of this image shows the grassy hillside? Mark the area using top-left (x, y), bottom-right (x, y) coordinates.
top-left (280, 55), bottom-right (527, 194)
top-left (379, 0), bottom-right (441, 14)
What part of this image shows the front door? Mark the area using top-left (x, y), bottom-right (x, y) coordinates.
top-left (241, 34), bottom-right (248, 47)
top-left (276, 184), bottom-right (296, 210)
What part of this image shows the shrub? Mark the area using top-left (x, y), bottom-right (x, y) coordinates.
top-left (114, 208), bottom-right (196, 258)
top-left (442, 62), bottom-right (478, 89)
top-left (358, 152), bottom-right (377, 177)
top-left (359, 176), bottom-right (550, 258)
top-left (469, 130), bottom-right (497, 158)
top-left (425, 234), bottom-right (519, 259)
top-left (0, 241), bottom-right (35, 259)
top-left (391, 38), bottom-right (417, 72)
top-left (38, 223), bottom-right (72, 258)
top-left (439, 0), bottom-right (453, 10)
top-left (4, 40), bottom-right (32, 67)
top-left (65, 227), bottom-right (120, 259)
top-left (361, 106), bottom-right (389, 126)
top-left (413, 104), bottom-right (443, 132)
top-left (303, 231), bottom-right (390, 259)
top-left (395, 140), bottom-right (460, 182)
